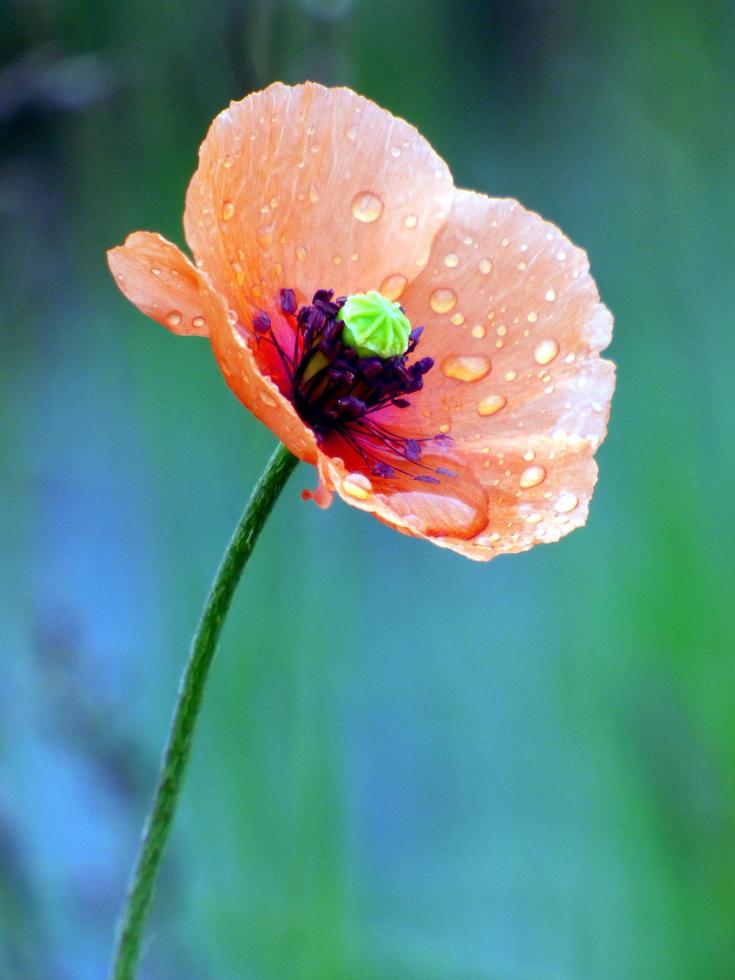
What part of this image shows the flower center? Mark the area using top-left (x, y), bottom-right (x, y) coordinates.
top-left (252, 288), bottom-right (453, 483)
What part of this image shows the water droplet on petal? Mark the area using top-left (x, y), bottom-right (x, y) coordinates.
top-left (343, 473), bottom-right (373, 500)
top-left (534, 339), bottom-right (560, 365)
top-left (451, 312), bottom-right (465, 326)
top-left (222, 201), bottom-right (235, 221)
top-left (404, 214), bottom-right (418, 228)
top-left (444, 252), bottom-right (459, 268)
top-left (380, 273), bottom-right (407, 301)
top-left (390, 145), bottom-right (402, 158)
top-left (166, 310), bottom-right (182, 327)
top-left (479, 258), bottom-right (493, 275)
top-left (192, 316), bottom-right (206, 329)
top-left (259, 390), bottom-right (277, 408)
top-left (430, 288), bottom-right (457, 314)
top-left (309, 184), bottom-right (319, 204)
top-left (554, 492), bottom-right (578, 513)
top-left (296, 244), bottom-right (308, 262)
top-left (352, 191), bottom-right (384, 223)
top-left (477, 394), bottom-right (507, 416)
top-left (504, 370), bottom-right (517, 382)
top-left (527, 311), bottom-right (538, 323)
top-left (520, 465), bottom-right (547, 489)
top-left (347, 125), bottom-right (357, 141)
top-left (471, 324), bottom-right (486, 339)
top-left (441, 355), bottom-right (492, 382)
top-left (545, 289), bottom-right (556, 302)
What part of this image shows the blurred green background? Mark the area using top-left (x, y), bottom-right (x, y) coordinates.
top-left (2, 0), bottom-right (735, 977)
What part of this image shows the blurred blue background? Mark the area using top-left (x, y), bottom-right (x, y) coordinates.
top-left (2, 1), bottom-right (735, 977)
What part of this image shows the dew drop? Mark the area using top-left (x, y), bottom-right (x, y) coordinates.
top-left (259, 391), bottom-right (277, 408)
top-left (555, 492), bottom-right (578, 513)
top-left (404, 214), bottom-right (418, 229)
top-left (223, 155), bottom-right (234, 168)
top-left (309, 183), bottom-right (319, 204)
top-left (222, 201), bottom-right (235, 221)
top-left (347, 125), bottom-right (357, 141)
top-left (380, 273), bottom-right (407, 301)
top-left (444, 252), bottom-right (459, 268)
top-left (151, 267), bottom-right (161, 276)
top-left (430, 288), bottom-right (457, 314)
top-left (545, 289), bottom-right (557, 302)
top-left (441, 355), bottom-right (492, 382)
top-left (296, 244), bottom-right (308, 262)
top-left (333, 255), bottom-right (342, 266)
top-left (477, 394), bottom-right (507, 416)
top-left (534, 339), bottom-right (560, 365)
top-left (390, 145), bottom-right (402, 158)
top-left (439, 422), bottom-right (451, 434)
top-left (166, 310), bottom-right (182, 327)
top-left (192, 316), bottom-right (206, 329)
top-left (519, 465), bottom-right (547, 489)
top-left (352, 191), bottom-right (384, 223)
top-left (527, 311), bottom-right (538, 323)
top-left (451, 312), bottom-right (465, 326)
top-left (479, 258), bottom-right (493, 275)
top-left (343, 472), bottom-right (373, 500)
top-left (504, 370), bottom-right (517, 382)
top-left (471, 324), bottom-right (486, 339)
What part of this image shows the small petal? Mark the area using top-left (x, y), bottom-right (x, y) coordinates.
top-left (107, 232), bottom-right (212, 336)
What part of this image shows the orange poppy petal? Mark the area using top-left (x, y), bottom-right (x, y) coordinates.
top-left (108, 231), bottom-right (318, 462)
top-left (315, 444), bottom-right (490, 545)
top-left (331, 189), bottom-right (615, 560)
top-left (107, 232), bottom-right (212, 336)
top-left (183, 82), bottom-right (454, 331)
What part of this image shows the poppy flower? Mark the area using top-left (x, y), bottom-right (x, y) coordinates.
top-left (108, 82), bottom-right (614, 560)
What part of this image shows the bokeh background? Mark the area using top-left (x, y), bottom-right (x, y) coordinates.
top-left (3, 1), bottom-right (735, 977)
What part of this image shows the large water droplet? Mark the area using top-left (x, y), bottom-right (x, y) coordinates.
top-left (441, 355), bottom-right (492, 382)
top-left (477, 394), bottom-right (507, 416)
top-left (343, 473), bottom-right (373, 500)
top-left (430, 288), bottom-right (457, 314)
top-left (534, 339), bottom-right (560, 365)
top-left (519, 465), bottom-right (547, 489)
top-left (554, 492), bottom-right (578, 513)
top-left (351, 191), bottom-right (384, 223)
top-left (380, 273), bottom-right (407, 301)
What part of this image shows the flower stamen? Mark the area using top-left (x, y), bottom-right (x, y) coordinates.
top-left (252, 289), bottom-right (452, 482)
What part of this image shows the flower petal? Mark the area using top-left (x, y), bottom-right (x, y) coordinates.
top-left (183, 82), bottom-right (454, 331)
top-left (372, 189), bottom-right (615, 559)
top-left (108, 231), bottom-right (318, 463)
top-left (315, 438), bottom-right (490, 544)
top-left (107, 232), bottom-right (212, 336)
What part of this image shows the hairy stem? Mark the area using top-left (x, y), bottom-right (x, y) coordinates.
top-left (110, 442), bottom-right (298, 979)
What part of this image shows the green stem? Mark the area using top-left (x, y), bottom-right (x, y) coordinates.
top-left (110, 442), bottom-right (298, 980)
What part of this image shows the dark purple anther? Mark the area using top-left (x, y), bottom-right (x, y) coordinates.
top-left (253, 310), bottom-right (271, 333)
top-left (280, 288), bottom-right (297, 314)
